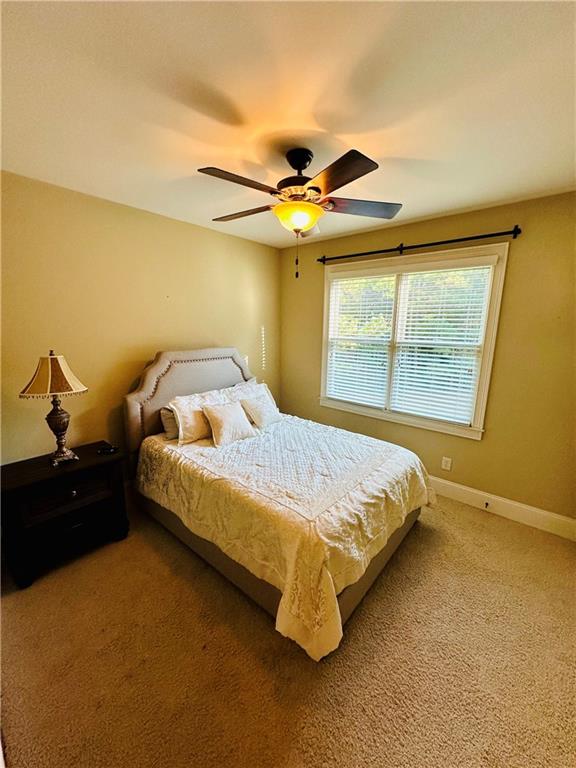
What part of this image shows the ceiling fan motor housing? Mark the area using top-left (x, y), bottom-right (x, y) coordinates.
top-left (276, 179), bottom-right (322, 203)
top-left (278, 149), bottom-right (322, 201)
top-left (277, 174), bottom-right (311, 191)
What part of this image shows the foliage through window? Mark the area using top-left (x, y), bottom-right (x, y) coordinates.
top-left (321, 245), bottom-right (507, 439)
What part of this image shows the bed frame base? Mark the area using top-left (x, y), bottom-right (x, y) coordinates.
top-left (140, 494), bottom-right (420, 625)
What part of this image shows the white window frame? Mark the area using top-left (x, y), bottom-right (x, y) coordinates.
top-left (320, 242), bottom-right (508, 440)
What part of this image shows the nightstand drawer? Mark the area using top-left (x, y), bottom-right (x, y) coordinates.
top-left (25, 499), bottom-right (129, 572)
top-left (35, 499), bottom-right (114, 535)
top-left (22, 467), bottom-right (112, 523)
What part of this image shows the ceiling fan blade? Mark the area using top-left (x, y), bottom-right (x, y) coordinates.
top-left (326, 197), bottom-right (402, 219)
top-left (212, 205), bottom-right (272, 222)
top-left (305, 150), bottom-right (378, 196)
top-left (301, 224), bottom-right (320, 238)
top-left (198, 167), bottom-right (278, 195)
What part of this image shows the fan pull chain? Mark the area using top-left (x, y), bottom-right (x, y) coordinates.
top-left (295, 231), bottom-right (300, 279)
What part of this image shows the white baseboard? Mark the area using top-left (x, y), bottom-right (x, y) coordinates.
top-left (429, 476), bottom-right (576, 542)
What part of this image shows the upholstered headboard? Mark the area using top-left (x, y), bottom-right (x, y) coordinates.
top-left (124, 348), bottom-right (253, 454)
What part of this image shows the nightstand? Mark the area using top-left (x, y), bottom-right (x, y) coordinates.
top-left (1, 441), bottom-right (129, 588)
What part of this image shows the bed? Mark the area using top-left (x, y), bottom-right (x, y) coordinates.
top-left (125, 348), bottom-right (433, 660)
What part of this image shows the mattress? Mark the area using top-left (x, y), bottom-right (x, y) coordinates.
top-left (137, 415), bottom-right (434, 660)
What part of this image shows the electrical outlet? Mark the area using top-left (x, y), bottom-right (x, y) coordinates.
top-left (441, 456), bottom-right (452, 471)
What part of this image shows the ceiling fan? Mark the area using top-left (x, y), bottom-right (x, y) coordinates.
top-left (198, 148), bottom-right (402, 236)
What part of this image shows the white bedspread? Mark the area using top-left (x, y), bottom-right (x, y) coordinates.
top-left (137, 415), bottom-right (434, 660)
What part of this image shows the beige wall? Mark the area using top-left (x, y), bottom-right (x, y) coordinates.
top-left (280, 193), bottom-right (575, 517)
top-left (1, 172), bottom-right (280, 463)
top-left (3, 173), bottom-right (574, 517)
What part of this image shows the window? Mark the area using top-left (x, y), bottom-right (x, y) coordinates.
top-left (321, 243), bottom-right (508, 439)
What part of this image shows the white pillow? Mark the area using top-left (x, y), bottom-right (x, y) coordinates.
top-left (170, 401), bottom-right (212, 444)
top-left (241, 394), bottom-right (282, 428)
top-left (160, 407), bottom-right (179, 440)
top-left (169, 380), bottom-right (262, 445)
top-left (202, 401), bottom-right (257, 447)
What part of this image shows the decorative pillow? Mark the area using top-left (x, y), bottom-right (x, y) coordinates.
top-left (169, 398), bottom-right (212, 444)
top-left (169, 380), bottom-right (261, 445)
top-left (160, 407), bottom-right (179, 440)
top-left (241, 394), bottom-right (282, 428)
top-left (202, 401), bottom-right (257, 447)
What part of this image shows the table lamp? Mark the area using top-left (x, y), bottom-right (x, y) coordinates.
top-left (19, 350), bottom-right (87, 467)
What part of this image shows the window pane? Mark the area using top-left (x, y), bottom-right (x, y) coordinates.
top-left (326, 275), bottom-right (395, 407)
top-left (329, 275), bottom-right (396, 341)
top-left (390, 265), bottom-right (492, 424)
top-left (397, 267), bottom-right (491, 345)
top-left (391, 345), bottom-right (480, 424)
top-left (327, 340), bottom-right (388, 407)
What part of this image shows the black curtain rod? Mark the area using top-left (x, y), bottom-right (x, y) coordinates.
top-left (317, 224), bottom-right (522, 264)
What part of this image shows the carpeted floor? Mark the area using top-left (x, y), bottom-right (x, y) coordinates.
top-left (2, 496), bottom-right (575, 768)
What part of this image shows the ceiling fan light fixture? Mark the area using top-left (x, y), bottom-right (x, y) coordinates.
top-left (273, 201), bottom-right (325, 234)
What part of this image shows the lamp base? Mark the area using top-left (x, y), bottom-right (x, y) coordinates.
top-left (50, 447), bottom-right (79, 468)
top-left (46, 396), bottom-right (78, 467)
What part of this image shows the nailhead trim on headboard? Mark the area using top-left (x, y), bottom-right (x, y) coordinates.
top-left (137, 355), bottom-right (248, 444)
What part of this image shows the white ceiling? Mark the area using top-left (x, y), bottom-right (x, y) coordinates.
top-left (2, 1), bottom-right (574, 248)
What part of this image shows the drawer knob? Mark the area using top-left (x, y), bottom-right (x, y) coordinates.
top-left (70, 489), bottom-right (78, 499)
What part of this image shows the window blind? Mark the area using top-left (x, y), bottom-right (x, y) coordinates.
top-left (325, 264), bottom-right (493, 425)
top-left (327, 275), bottom-right (395, 407)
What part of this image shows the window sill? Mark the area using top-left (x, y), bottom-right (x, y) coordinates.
top-left (319, 397), bottom-right (484, 440)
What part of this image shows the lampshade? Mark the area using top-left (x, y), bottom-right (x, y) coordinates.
top-left (19, 351), bottom-right (87, 399)
top-left (273, 201), bottom-right (325, 233)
